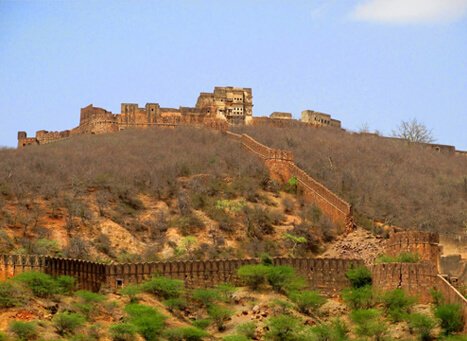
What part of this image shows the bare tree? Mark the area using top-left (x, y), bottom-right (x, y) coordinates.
top-left (391, 118), bottom-right (435, 143)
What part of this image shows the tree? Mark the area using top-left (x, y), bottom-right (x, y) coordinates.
top-left (391, 118), bottom-right (435, 143)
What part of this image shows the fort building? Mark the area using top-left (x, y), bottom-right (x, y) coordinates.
top-left (270, 112), bottom-right (292, 120)
top-left (301, 110), bottom-right (342, 128)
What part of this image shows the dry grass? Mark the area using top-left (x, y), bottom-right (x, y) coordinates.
top-left (234, 126), bottom-right (467, 235)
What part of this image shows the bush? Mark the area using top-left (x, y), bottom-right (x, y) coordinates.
top-left (375, 252), bottom-right (420, 263)
top-left (266, 265), bottom-right (304, 293)
top-left (265, 314), bottom-right (303, 341)
top-left (345, 266), bottom-right (372, 288)
top-left (164, 326), bottom-right (208, 341)
top-left (56, 275), bottom-right (75, 295)
top-left (9, 321), bottom-right (38, 341)
top-left (0, 281), bottom-right (28, 307)
top-left (430, 288), bottom-right (445, 306)
top-left (223, 336), bottom-right (249, 341)
top-left (312, 319), bottom-right (349, 341)
top-left (380, 288), bottom-right (416, 322)
top-left (163, 297), bottom-right (188, 312)
top-left (350, 309), bottom-right (387, 340)
top-left (342, 285), bottom-right (374, 309)
top-left (289, 290), bottom-right (326, 315)
top-left (208, 304), bottom-right (233, 331)
top-left (13, 271), bottom-right (58, 298)
top-left (237, 264), bottom-right (270, 290)
top-left (407, 313), bottom-right (436, 341)
top-left (236, 321), bottom-right (256, 338)
top-left (0, 331), bottom-right (6, 341)
top-left (124, 304), bottom-right (166, 340)
top-left (192, 319), bottom-right (211, 330)
top-left (435, 304), bottom-right (464, 335)
top-left (120, 284), bottom-right (141, 303)
top-left (109, 323), bottom-right (138, 341)
top-left (192, 288), bottom-right (221, 307)
top-left (74, 290), bottom-right (106, 319)
top-left (141, 276), bottom-right (184, 299)
top-left (214, 283), bottom-right (237, 303)
top-left (53, 311), bottom-right (86, 336)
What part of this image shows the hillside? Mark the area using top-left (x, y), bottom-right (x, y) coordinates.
top-left (1, 127), bottom-right (367, 262)
top-left (235, 126), bottom-right (467, 241)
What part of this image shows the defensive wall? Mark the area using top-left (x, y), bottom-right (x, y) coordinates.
top-left (0, 255), bottom-right (362, 295)
top-left (225, 131), bottom-right (354, 233)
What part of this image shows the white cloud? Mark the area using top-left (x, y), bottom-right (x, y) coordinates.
top-left (351, 0), bottom-right (467, 24)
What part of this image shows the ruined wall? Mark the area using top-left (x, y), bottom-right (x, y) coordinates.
top-left (435, 275), bottom-right (467, 331)
top-left (386, 231), bottom-right (441, 267)
top-left (0, 255), bottom-right (47, 281)
top-left (371, 262), bottom-right (437, 303)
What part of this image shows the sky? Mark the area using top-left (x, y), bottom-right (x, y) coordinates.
top-left (0, 0), bottom-right (466, 149)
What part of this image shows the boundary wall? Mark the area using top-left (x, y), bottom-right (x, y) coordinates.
top-left (232, 132), bottom-right (354, 232)
top-left (0, 255), bottom-right (362, 295)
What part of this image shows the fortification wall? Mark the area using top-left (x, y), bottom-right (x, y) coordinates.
top-left (436, 275), bottom-right (467, 331)
top-left (238, 133), bottom-right (353, 232)
top-left (0, 255), bottom-right (362, 295)
top-left (371, 262), bottom-right (437, 303)
top-left (386, 231), bottom-right (441, 267)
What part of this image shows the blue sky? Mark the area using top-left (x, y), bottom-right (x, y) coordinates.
top-left (1, 0), bottom-right (466, 149)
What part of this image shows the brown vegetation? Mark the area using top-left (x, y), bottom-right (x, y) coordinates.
top-left (234, 126), bottom-right (467, 235)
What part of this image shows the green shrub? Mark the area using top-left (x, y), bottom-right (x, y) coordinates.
top-left (271, 299), bottom-right (295, 314)
top-left (265, 314), bottom-right (303, 341)
top-left (380, 288), bottom-right (416, 322)
top-left (73, 290), bottom-right (106, 319)
top-left (163, 297), bottom-right (187, 311)
top-left (208, 304), bottom-right (233, 331)
top-left (407, 313), bottom-right (436, 341)
top-left (109, 322), bottom-right (138, 341)
top-left (430, 288), bottom-right (445, 306)
top-left (164, 326), bottom-right (208, 341)
top-left (350, 309), bottom-right (387, 340)
top-left (312, 319), bottom-right (350, 341)
top-left (435, 304), bottom-right (464, 335)
top-left (375, 252), bottom-right (420, 264)
top-left (56, 275), bottom-right (75, 295)
top-left (236, 321), bottom-right (256, 338)
top-left (345, 266), bottom-right (372, 288)
top-left (53, 311), bottom-right (86, 336)
top-left (266, 265), bottom-right (304, 293)
top-left (192, 319), bottom-right (211, 330)
top-left (13, 271), bottom-right (58, 298)
top-left (0, 281), bottom-right (28, 307)
top-left (237, 264), bottom-right (270, 290)
top-left (9, 321), bottom-right (38, 341)
top-left (124, 304), bottom-right (166, 340)
top-left (192, 288), bottom-right (221, 307)
top-left (289, 290), bottom-right (326, 315)
top-left (223, 336), bottom-right (249, 341)
top-left (0, 331), bottom-right (6, 341)
top-left (214, 283), bottom-right (237, 303)
top-left (342, 285), bottom-right (374, 309)
top-left (141, 276), bottom-right (184, 299)
top-left (120, 284), bottom-right (141, 303)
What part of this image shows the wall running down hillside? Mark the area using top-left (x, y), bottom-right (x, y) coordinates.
top-left (225, 131), bottom-right (354, 233)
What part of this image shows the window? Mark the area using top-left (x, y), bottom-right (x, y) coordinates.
top-left (116, 279), bottom-right (123, 288)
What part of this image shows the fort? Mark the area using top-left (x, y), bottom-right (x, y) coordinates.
top-left (17, 86), bottom-right (343, 148)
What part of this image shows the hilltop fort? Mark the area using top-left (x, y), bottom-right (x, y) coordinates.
top-left (17, 86), bottom-right (343, 148)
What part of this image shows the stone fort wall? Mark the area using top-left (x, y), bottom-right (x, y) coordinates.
top-left (232, 131), bottom-right (354, 233)
top-left (0, 255), bottom-right (362, 295)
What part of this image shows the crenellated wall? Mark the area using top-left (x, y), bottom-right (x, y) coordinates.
top-left (236, 132), bottom-right (353, 233)
top-left (0, 255), bottom-right (362, 295)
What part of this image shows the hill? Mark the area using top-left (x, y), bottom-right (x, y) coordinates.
top-left (1, 127), bottom-right (360, 262)
top-left (234, 126), bottom-right (467, 240)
